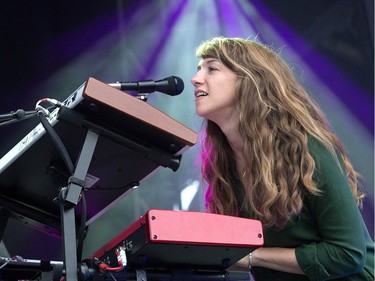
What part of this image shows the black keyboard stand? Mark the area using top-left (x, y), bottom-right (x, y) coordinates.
top-left (60, 129), bottom-right (99, 281)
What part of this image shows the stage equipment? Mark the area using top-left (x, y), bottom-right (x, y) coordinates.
top-left (0, 77), bottom-right (197, 280)
top-left (90, 209), bottom-right (264, 271)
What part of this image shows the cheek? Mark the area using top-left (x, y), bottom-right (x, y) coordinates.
top-left (221, 83), bottom-right (237, 102)
top-left (222, 75), bottom-right (238, 92)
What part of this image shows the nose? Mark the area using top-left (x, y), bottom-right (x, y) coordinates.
top-left (191, 72), bottom-right (203, 87)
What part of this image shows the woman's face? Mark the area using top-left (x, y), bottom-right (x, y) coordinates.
top-left (191, 58), bottom-right (238, 126)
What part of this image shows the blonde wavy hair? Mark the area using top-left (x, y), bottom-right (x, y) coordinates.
top-left (196, 37), bottom-right (364, 229)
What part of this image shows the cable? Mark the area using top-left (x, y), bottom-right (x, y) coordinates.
top-left (36, 100), bottom-right (87, 273)
top-left (88, 181), bottom-right (140, 191)
top-left (0, 255), bottom-right (25, 269)
top-left (96, 247), bottom-right (127, 273)
top-left (0, 258), bottom-right (12, 270)
top-left (35, 98), bottom-right (64, 110)
top-left (36, 109), bottom-right (74, 174)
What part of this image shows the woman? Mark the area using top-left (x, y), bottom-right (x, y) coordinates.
top-left (191, 37), bottom-right (374, 280)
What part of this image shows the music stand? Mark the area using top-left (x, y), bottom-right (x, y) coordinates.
top-left (0, 78), bottom-right (198, 280)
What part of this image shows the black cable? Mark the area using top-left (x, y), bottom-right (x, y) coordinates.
top-left (37, 111), bottom-right (74, 174)
top-left (38, 110), bottom-right (87, 265)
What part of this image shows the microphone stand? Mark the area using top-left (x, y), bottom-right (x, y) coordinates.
top-left (0, 109), bottom-right (38, 127)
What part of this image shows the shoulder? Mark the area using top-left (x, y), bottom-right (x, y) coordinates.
top-left (307, 137), bottom-right (345, 189)
top-left (307, 137), bottom-right (336, 165)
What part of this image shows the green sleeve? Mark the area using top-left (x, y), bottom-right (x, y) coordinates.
top-left (295, 141), bottom-right (367, 280)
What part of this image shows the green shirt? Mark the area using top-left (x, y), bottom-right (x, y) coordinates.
top-left (237, 139), bottom-right (374, 280)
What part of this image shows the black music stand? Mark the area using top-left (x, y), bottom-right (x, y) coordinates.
top-left (0, 78), bottom-right (197, 280)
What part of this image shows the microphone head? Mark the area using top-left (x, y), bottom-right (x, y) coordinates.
top-left (171, 76), bottom-right (184, 96)
top-left (158, 76), bottom-right (184, 96)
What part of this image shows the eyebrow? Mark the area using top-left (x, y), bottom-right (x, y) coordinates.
top-left (197, 58), bottom-right (220, 70)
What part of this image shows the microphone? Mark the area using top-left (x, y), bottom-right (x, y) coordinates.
top-left (108, 76), bottom-right (184, 96)
top-left (0, 109), bottom-right (30, 122)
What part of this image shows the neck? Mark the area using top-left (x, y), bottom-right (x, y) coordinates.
top-left (217, 117), bottom-right (241, 149)
top-left (211, 118), bottom-right (250, 185)
top-left (216, 119), bottom-right (245, 165)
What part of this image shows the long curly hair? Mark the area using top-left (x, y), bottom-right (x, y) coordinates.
top-left (196, 37), bottom-right (364, 229)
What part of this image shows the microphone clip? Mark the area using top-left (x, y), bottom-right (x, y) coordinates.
top-left (136, 93), bottom-right (149, 102)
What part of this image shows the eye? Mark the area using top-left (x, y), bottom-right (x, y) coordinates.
top-left (208, 66), bottom-right (217, 72)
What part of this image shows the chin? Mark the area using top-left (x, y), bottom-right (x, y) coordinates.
top-left (196, 110), bottom-right (207, 119)
top-left (195, 109), bottom-right (203, 116)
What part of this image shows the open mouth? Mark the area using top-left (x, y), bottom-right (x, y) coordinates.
top-left (195, 91), bottom-right (208, 98)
